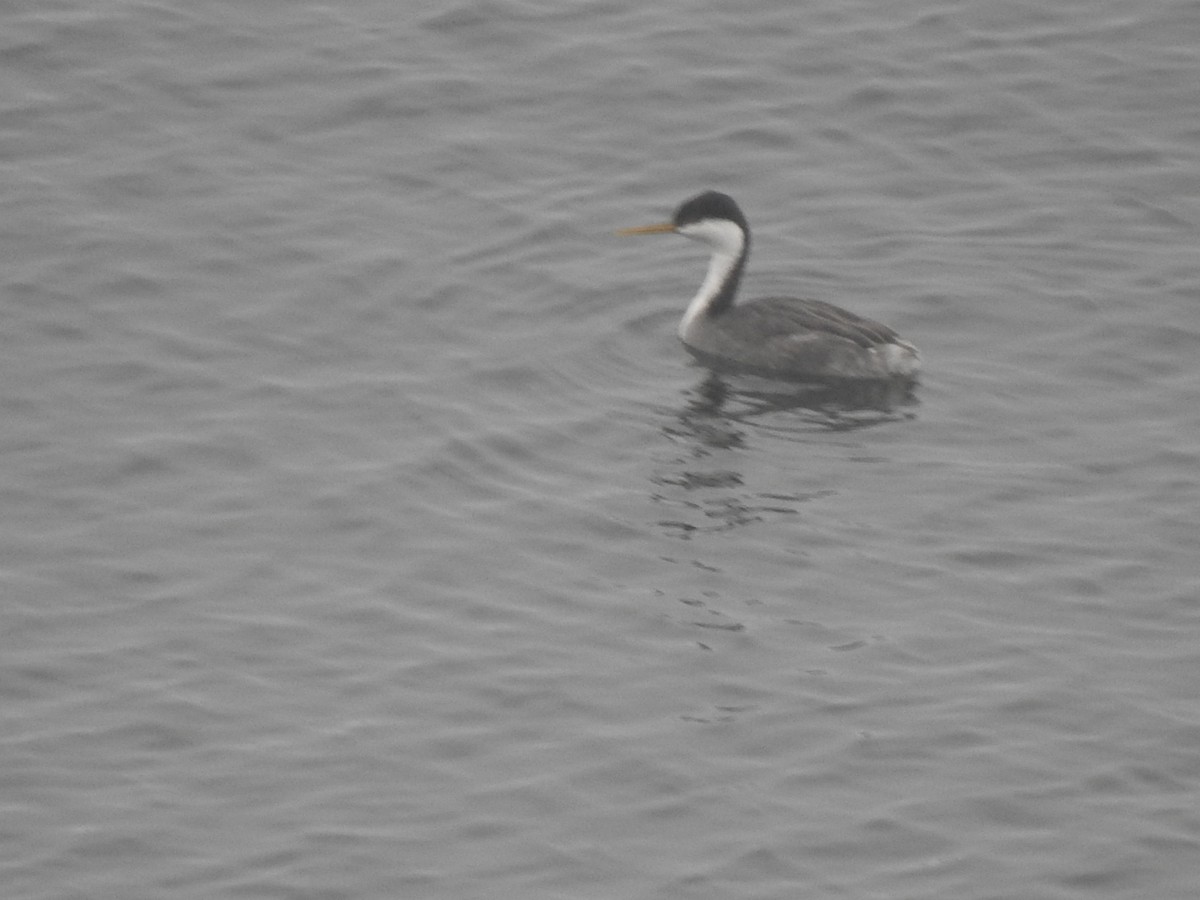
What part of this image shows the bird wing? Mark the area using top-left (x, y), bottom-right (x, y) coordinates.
top-left (728, 297), bottom-right (901, 348)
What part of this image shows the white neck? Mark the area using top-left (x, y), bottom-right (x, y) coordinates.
top-left (676, 219), bottom-right (746, 340)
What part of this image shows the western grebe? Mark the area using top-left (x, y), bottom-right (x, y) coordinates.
top-left (618, 191), bottom-right (921, 382)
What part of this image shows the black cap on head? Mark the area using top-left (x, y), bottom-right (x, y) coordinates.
top-left (672, 191), bottom-right (748, 230)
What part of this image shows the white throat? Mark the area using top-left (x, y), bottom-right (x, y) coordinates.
top-left (676, 219), bottom-right (746, 340)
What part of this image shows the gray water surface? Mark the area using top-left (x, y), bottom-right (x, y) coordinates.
top-left (4, 2), bottom-right (1200, 898)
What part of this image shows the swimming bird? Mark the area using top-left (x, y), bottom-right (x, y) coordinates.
top-left (618, 191), bottom-right (920, 382)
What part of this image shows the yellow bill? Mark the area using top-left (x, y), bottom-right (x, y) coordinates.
top-left (616, 221), bottom-right (676, 236)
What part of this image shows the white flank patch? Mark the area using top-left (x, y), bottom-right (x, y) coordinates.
top-left (880, 341), bottom-right (922, 377)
